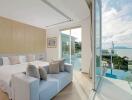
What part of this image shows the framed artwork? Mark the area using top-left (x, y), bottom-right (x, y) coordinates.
top-left (47, 37), bottom-right (57, 48)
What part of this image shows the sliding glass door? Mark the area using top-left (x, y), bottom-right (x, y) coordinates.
top-left (61, 27), bottom-right (82, 70)
top-left (92, 0), bottom-right (102, 90)
top-left (95, 0), bottom-right (102, 88)
top-left (61, 30), bottom-right (71, 63)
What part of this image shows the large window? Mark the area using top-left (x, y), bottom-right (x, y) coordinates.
top-left (61, 27), bottom-right (82, 70)
top-left (61, 30), bottom-right (71, 63)
top-left (102, 0), bottom-right (132, 91)
top-left (95, 0), bottom-right (102, 89)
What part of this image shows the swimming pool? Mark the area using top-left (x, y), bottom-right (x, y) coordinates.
top-left (105, 69), bottom-right (132, 81)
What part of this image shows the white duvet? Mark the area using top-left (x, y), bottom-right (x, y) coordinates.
top-left (0, 61), bottom-right (49, 99)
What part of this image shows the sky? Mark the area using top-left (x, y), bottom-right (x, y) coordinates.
top-left (102, 0), bottom-right (132, 49)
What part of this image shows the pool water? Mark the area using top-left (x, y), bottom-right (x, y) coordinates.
top-left (105, 69), bottom-right (132, 81)
top-left (105, 73), bottom-right (117, 79)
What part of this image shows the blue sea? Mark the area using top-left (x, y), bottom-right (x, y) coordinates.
top-left (114, 49), bottom-right (132, 60)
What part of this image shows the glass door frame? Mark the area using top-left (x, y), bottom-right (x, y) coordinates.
top-left (92, 0), bottom-right (102, 91)
top-left (60, 29), bottom-right (71, 64)
top-left (60, 26), bottom-right (81, 64)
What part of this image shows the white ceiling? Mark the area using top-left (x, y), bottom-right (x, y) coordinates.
top-left (0, 0), bottom-right (90, 29)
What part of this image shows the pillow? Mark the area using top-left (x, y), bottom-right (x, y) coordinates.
top-left (26, 55), bottom-right (35, 62)
top-left (19, 56), bottom-right (26, 63)
top-left (8, 56), bottom-right (20, 65)
top-left (39, 67), bottom-right (47, 80)
top-left (43, 65), bottom-right (49, 73)
top-left (2, 57), bottom-right (10, 65)
top-left (49, 62), bottom-right (60, 74)
top-left (52, 59), bottom-right (65, 72)
top-left (0, 58), bottom-right (3, 66)
top-left (36, 54), bottom-right (45, 61)
top-left (27, 64), bottom-right (40, 78)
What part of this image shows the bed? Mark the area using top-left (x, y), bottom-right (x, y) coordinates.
top-left (0, 61), bottom-right (49, 99)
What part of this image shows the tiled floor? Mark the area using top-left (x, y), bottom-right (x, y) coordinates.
top-left (0, 70), bottom-right (92, 100)
top-left (92, 77), bottom-right (132, 100)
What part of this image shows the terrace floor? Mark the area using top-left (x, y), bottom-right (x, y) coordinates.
top-left (92, 77), bottom-right (132, 100)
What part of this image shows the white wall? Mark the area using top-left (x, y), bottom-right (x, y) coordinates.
top-left (46, 17), bottom-right (91, 73)
top-left (81, 17), bottom-right (92, 73)
top-left (46, 28), bottom-right (60, 61)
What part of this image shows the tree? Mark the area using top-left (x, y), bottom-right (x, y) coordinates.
top-left (102, 55), bottom-right (128, 71)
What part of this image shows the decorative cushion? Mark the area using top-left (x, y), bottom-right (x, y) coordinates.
top-left (43, 65), bottom-right (49, 73)
top-left (49, 62), bottom-right (60, 74)
top-left (0, 58), bottom-right (3, 66)
top-left (52, 59), bottom-right (65, 72)
top-left (39, 67), bottom-right (47, 80)
top-left (8, 56), bottom-right (20, 65)
top-left (26, 54), bottom-right (35, 62)
top-left (35, 54), bottom-right (46, 61)
top-left (27, 64), bottom-right (40, 79)
top-left (2, 57), bottom-right (10, 65)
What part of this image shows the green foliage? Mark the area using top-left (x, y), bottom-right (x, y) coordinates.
top-left (102, 55), bottom-right (128, 71)
top-left (96, 56), bottom-right (100, 67)
top-left (75, 42), bottom-right (81, 52)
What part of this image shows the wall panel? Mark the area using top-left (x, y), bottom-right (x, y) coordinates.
top-left (0, 17), bottom-right (46, 54)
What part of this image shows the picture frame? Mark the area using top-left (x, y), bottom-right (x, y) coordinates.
top-left (47, 37), bottom-right (57, 48)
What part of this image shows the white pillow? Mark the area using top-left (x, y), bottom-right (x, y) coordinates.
top-left (19, 56), bottom-right (26, 63)
top-left (26, 54), bottom-right (36, 62)
top-left (2, 57), bottom-right (10, 65)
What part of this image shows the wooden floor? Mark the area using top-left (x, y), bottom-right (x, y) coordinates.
top-left (0, 70), bottom-right (92, 100)
top-left (52, 82), bottom-right (81, 100)
top-left (53, 70), bottom-right (92, 100)
top-left (0, 90), bottom-right (8, 100)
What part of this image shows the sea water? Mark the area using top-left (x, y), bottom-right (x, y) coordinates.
top-left (114, 49), bottom-right (132, 60)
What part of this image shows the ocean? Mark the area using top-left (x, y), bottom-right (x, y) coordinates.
top-left (114, 49), bottom-right (132, 60)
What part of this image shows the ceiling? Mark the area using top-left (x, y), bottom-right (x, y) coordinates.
top-left (0, 0), bottom-right (90, 29)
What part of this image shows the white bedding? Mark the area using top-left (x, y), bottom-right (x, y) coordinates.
top-left (0, 61), bottom-right (49, 99)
